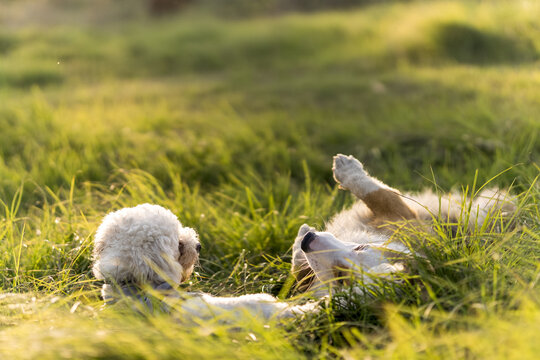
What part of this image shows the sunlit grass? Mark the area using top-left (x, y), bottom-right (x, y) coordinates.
top-left (0, 0), bottom-right (539, 358)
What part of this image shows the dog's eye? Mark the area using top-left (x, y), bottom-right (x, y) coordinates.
top-left (353, 244), bottom-right (369, 251)
top-left (334, 270), bottom-right (350, 286)
top-left (178, 242), bottom-right (184, 255)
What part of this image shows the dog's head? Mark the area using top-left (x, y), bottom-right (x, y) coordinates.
top-left (92, 204), bottom-right (200, 287)
top-left (296, 224), bottom-right (405, 287)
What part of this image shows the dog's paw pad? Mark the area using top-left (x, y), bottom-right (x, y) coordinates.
top-left (332, 154), bottom-right (366, 189)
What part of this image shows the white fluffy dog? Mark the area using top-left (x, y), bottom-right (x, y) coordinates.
top-left (93, 203), bottom-right (315, 319)
top-left (292, 154), bottom-right (515, 295)
top-left (93, 204), bottom-right (201, 301)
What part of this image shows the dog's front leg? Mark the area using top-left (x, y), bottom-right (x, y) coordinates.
top-left (332, 154), bottom-right (417, 222)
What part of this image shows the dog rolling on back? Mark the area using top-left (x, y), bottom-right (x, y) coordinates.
top-left (292, 154), bottom-right (515, 295)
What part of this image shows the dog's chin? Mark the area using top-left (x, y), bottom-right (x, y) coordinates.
top-left (181, 265), bottom-right (195, 283)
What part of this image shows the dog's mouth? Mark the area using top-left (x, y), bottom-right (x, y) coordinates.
top-left (184, 261), bottom-right (199, 282)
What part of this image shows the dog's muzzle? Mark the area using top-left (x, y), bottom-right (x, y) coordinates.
top-left (301, 232), bottom-right (316, 253)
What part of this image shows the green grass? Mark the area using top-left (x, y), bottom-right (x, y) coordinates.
top-left (0, 0), bottom-right (539, 358)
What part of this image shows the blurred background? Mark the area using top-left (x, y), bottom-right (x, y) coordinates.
top-left (0, 0), bottom-right (538, 207)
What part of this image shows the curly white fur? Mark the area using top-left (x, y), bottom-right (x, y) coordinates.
top-left (92, 204), bottom-right (200, 298)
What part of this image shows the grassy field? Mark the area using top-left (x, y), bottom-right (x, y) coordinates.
top-left (0, 0), bottom-right (539, 358)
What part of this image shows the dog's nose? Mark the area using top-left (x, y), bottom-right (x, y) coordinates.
top-left (196, 243), bottom-right (201, 254)
top-left (301, 232), bottom-right (316, 253)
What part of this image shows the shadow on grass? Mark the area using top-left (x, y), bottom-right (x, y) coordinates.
top-left (415, 22), bottom-right (538, 65)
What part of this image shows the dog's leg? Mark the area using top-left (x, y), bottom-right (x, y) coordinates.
top-left (333, 154), bottom-right (417, 222)
top-left (469, 188), bottom-right (516, 231)
top-left (180, 292), bottom-right (319, 320)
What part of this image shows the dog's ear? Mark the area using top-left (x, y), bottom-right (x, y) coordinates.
top-left (297, 224), bottom-right (313, 237)
top-left (93, 240), bottom-right (104, 257)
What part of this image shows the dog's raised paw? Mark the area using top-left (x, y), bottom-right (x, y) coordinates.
top-left (332, 154), bottom-right (367, 189)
